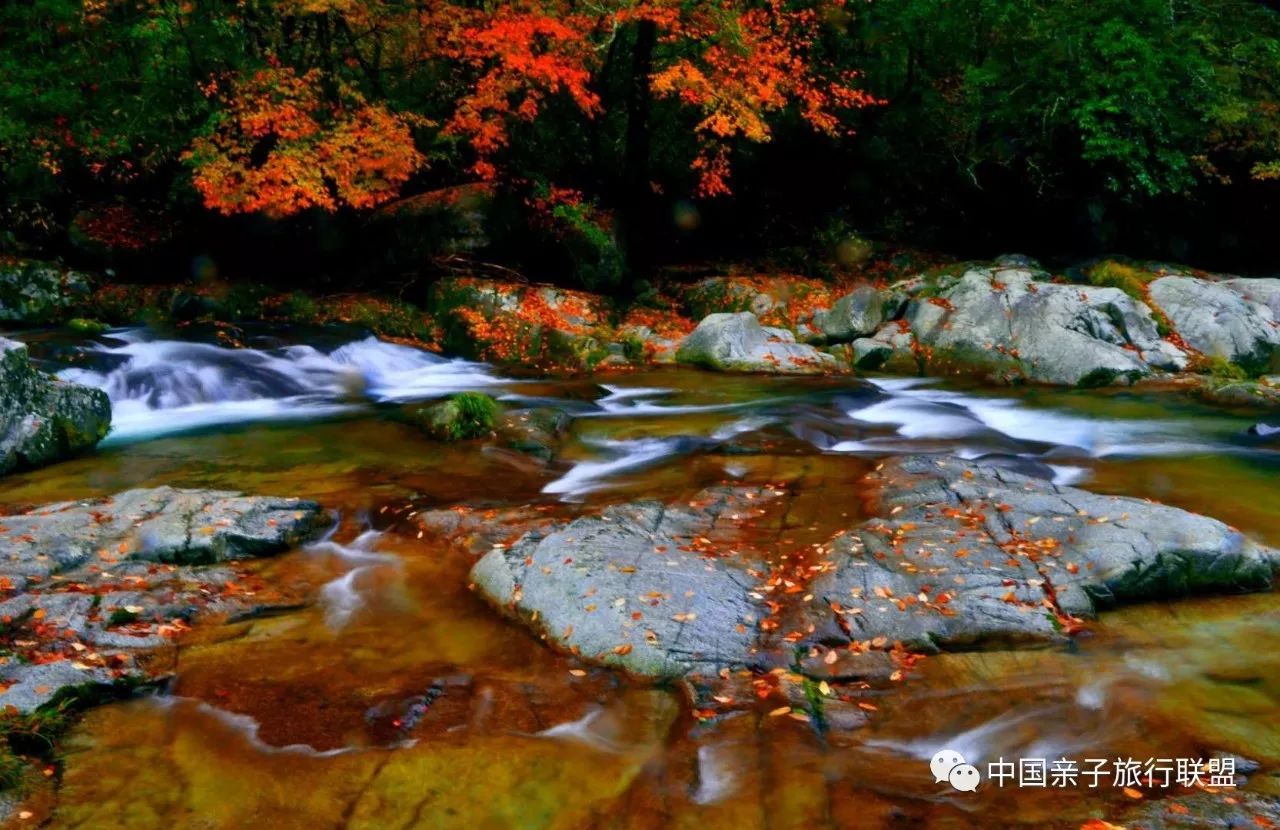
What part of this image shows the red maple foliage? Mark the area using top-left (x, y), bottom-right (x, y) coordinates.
top-left (435, 0), bottom-right (879, 196)
top-left (186, 66), bottom-right (424, 217)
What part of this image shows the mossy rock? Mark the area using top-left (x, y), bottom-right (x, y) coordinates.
top-left (407, 392), bottom-right (500, 441)
top-left (1082, 259), bottom-right (1172, 336)
top-left (66, 318), bottom-right (109, 335)
top-left (0, 258), bottom-right (94, 325)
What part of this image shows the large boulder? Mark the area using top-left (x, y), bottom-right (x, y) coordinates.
top-left (899, 267), bottom-right (1185, 385)
top-left (470, 456), bottom-right (1278, 680)
top-left (0, 488), bottom-right (329, 711)
top-left (1, 338), bottom-right (111, 475)
top-left (676, 312), bottom-right (838, 374)
top-left (0, 258), bottom-right (93, 325)
top-left (810, 284), bottom-right (884, 344)
top-left (1149, 275), bottom-right (1280, 371)
top-left (1223, 277), bottom-right (1280, 321)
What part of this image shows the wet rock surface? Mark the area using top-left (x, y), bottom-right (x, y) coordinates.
top-left (1122, 791), bottom-right (1280, 829)
top-left (471, 456), bottom-right (1279, 680)
top-left (470, 488), bottom-right (774, 678)
top-left (0, 488), bottom-right (328, 710)
top-left (1, 337), bottom-right (111, 476)
top-left (786, 455), bottom-right (1278, 653)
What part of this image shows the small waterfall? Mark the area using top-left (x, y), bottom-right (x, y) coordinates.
top-left (58, 332), bottom-right (504, 442)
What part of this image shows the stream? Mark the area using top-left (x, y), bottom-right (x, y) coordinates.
top-left (3, 326), bottom-right (1279, 828)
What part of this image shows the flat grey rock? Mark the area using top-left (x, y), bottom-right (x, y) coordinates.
top-left (0, 488), bottom-right (329, 711)
top-left (471, 456), bottom-right (1278, 679)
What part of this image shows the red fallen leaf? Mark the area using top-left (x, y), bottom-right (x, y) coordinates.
top-left (612, 644), bottom-right (633, 655)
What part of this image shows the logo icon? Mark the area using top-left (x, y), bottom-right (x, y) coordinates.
top-left (931, 749), bottom-right (981, 792)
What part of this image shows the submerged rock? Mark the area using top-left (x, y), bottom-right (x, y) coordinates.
top-left (494, 407), bottom-right (572, 460)
top-left (676, 312), bottom-right (838, 374)
top-left (1198, 378), bottom-right (1280, 409)
top-left (1122, 791), bottom-right (1280, 829)
top-left (0, 488), bottom-right (329, 711)
top-left (470, 456), bottom-right (1278, 680)
top-left (1, 337), bottom-right (111, 475)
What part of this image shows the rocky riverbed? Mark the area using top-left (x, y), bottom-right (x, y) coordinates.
top-left (0, 488), bottom-right (328, 711)
top-left (470, 455), bottom-right (1278, 681)
top-left (0, 296), bottom-right (1278, 827)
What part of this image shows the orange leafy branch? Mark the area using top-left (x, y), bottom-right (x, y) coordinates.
top-left (185, 67), bottom-right (424, 217)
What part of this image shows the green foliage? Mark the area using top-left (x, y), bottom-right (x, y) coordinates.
top-left (0, 745), bottom-right (25, 792)
top-left (1085, 260), bottom-right (1157, 299)
top-left (2, 0), bottom-right (1279, 282)
top-left (1, 705), bottom-right (72, 758)
top-left (106, 608), bottom-right (140, 627)
top-left (1195, 355), bottom-right (1249, 381)
top-left (0, 701), bottom-right (74, 792)
top-left (851, 0), bottom-right (1280, 213)
top-left (66, 318), bottom-right (110, 335)
top-left (520, 183), bottom-right (626, 290)
top-left (0, 1), bottom-right (237, 203)
top-left (550, 201), bottom-right (625, 291)
top-left (278, 292), bottom-right (320, 323)
top-left (0, 679), bottom-right (149, 792)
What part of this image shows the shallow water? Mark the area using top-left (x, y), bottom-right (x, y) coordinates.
top-left (4, 328), bottom-right (1279, 827)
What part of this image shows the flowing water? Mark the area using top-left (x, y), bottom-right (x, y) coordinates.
top-left (4, 326), bottom-right (1279, 828)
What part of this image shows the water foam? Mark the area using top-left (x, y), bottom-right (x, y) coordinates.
top-left (59, 333), bottom-right (503, 442)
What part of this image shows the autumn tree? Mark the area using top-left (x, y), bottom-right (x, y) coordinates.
top-left (184, 66), bottom-right (423, 216)
top-left (422, 0), bottom-right (878, 278)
